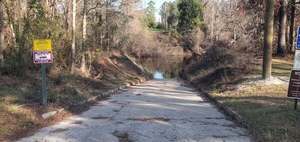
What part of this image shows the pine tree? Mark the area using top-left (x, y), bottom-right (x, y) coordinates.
top-left (177, 0), bottom-right (203, 34)
top-left (145, 0), bottom-right (156, 28)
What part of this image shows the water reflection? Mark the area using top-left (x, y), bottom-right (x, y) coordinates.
top-left (137, 55), bottom-right (184, 79)
top-left (153, 71), bottom-right (164, 80)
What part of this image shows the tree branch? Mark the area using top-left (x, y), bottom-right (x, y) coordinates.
top-left (87, 2), bottom-right (104, 14)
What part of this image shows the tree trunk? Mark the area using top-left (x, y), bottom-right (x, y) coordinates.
top-left (87, 50), bottom-right (92, 73)
top-left (105, 2), bottom-right (109, 51)
top-left (42, 0), bottom-right (49, 14)
top-left (263, 0), bottom-right (275, 80)
top-left (288, 0), bottom-right (296, 53)
top-left (165, 4), bottom-right (168, 30)
top-left (0, 2), bottom-right (5, 65)
top-left (82, 0), bottom-right (87, 50)
top-left (210, 6), bottom-right (215, 39)
top-left (71, 0), bottom-right (76, 74)
top-left (277, 0), bottom-right (287, 56)
top-left (66, 0), bottom-right (72, 35)
top-left (80, 0), bottom-right (87, 74)
top-left (80, 54), bottom-right (87, 75)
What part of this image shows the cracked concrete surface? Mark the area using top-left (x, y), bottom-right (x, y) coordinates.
top-left (17, 80), bottom-right (251, 142)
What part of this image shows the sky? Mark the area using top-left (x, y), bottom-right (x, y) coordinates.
top-left (142, 0), bottom-right (175, 22)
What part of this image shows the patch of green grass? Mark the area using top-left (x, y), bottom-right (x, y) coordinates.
top-left (271, 59), bottom-right (293, 77)
top-left (213, 85), bottom-right (300, 142)
top-left (252, 58), bottom-right (293, 77)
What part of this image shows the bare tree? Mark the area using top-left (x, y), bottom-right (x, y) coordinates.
top-left (71, 0), bottom-right (76, 74)
top-left (0, 1), bottom-right (4, 65)
top-left (80, 0), bottom-right (87, 74)
top-left (0, 0), bottom-right (142, 75)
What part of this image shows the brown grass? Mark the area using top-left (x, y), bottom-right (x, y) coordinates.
top-left (181, 42), bottom-right (253, 90)
top-left (0, 100), bottom-right (71, 141)
top-left (0, 52), bottom-right (149, 141)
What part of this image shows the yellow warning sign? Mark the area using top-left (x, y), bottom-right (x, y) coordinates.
top-left (33, 39), bottom-right (52, 52)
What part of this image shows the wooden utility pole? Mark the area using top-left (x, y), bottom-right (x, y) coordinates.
top-left (263, 0), bottom-right (275, 80)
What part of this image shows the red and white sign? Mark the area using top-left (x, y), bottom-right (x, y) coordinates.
top-left (33, 52), bottom-right (53, 64)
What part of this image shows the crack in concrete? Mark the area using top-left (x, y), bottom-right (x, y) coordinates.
top-left (17, 80), bottom-right (251, 142)
top-left (72, 121), bottom-right (83, 125)
top-left (49, 128), bottom-right (69, 134)
top-left (204, 117), bottom-right (226, 120)
top-left (91, 116), bottom-right (112, 120)
top-left (127, 117), bottom-right (170, 122)
top-left (112, 131), bottom-right (133, 142)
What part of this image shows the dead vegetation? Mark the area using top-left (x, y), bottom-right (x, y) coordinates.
top-left (124, 11), bottom-right (184, 59)
top-left (182, 43), bottom-right (298, 142)
top-left (181, 41), bottom-right (253, 90)
top-left (0, 51), bottom-right (150, 141)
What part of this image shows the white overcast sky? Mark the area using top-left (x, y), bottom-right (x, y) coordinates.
top-left (142, 0), bottom-right (175, 22)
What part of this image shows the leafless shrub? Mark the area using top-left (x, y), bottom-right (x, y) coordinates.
top-left (181, 41), bottom-right (253, 89)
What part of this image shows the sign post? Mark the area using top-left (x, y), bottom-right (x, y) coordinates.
top-left (33, 39), bottom-right (53, 106)
top-left (295, 100), bottom-right (298, 110)
top-left (41, 64), bottom-right (47, 105)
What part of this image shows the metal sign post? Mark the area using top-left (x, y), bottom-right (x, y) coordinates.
top-left (295, 100), bottom-right (298, 110)
top-left (33, 39), bottom-right (53, 106)
top-left (41, 64), bottom-right (47, 105)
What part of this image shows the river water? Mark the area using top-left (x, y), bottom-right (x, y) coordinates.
top-left (137, 55), bottom-right (184, 80)
top-left (153, 71), bottom-right (164, 80)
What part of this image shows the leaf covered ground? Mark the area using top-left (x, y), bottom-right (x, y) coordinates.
top-left (0, 52), bottom-right (150, 141)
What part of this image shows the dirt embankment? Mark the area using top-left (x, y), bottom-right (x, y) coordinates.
top-left (0, 51), bottom-right (151, 142)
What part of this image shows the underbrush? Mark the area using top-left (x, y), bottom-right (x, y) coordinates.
top-left (181, 41), bottom-right (253, 90)
top-left (181, 40), bottom-right (299, 142)
top-left (0, 51), bottom-right (151, 141)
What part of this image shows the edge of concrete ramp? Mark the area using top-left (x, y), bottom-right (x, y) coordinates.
top-left (180, 80), bottom-right (255, 142)
top-left (84, 78), bottom-right (148, 105)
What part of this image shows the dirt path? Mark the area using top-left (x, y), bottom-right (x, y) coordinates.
top-left (17, 80), bottom-right (251, 142)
